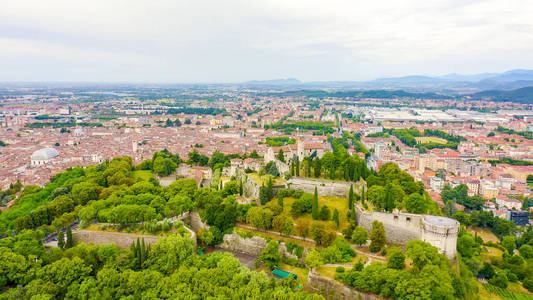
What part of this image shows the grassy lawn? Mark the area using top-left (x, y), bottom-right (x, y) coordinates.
top-left (415, 136), bottom-right (447, 144)
top-left (482, 282), bottom-right (533, 300)
top-left (279, 265), bottom-right (309, 286)
top-left (469, 227), bottom-right (500, 243)
top-left (320, 196), bottom-right (349, 229)
top-left (508, 282), bottom-right (531, 294)
top-left (275, 195), bottom-right (350, 231)
top-left (316, 266), bottom-right (338, 279)
top-left (254, 265), bottom-right (269, 273)
top-left (84, 224), bottom-right (177, 236)
top-left (280, 196), bottom-right (298, 211)
top-left (352, 254), bottom-right (367, 264)
top-left (479, 282), bottom-right (504, 300)
top-left (248, 173), bottom-right (286, 185)
top-left (481, 246), bottom-right (503, 263)
top-left (133, 170), bottom-right (154, 181)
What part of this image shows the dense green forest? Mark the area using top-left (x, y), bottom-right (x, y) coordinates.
top-left (0, 232), bottom-right (320, 299)
top-left (1, 145), bottom-right (532, 299)
top-left (0, 151), bottom-right (321, 298)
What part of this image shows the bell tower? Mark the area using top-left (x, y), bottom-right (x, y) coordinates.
top-left (297, 136), bottom-right (305, 161)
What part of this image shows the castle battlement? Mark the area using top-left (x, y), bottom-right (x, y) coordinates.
top-left (354, 205), bottom-right (459, 259)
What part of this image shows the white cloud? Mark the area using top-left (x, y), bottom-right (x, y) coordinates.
top-left (0, 0), bottom-right (532, 81)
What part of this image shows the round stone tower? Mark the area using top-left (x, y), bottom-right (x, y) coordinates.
top-left (420, 215), bottom-right (460, 259)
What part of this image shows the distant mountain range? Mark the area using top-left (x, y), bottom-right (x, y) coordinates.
top-left (241, 69), bottom-right (533, 94)
top-left (470, 86), bottom-right (533, 104)
top-left (243, 78), bottom-right (302, 86)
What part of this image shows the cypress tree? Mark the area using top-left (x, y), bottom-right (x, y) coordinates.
top-left (130, 240), bottom-right (137, 255)
top-left (136, 238), bottom-right (141, 267)
top-left (348, 185), bottom-right (354, 208)
top-left (276, 149), bottom-right (285, 162)
top-left (267, 177), bottom-right (273, 202)
top-left (239, 180), bottom-right (243, 196)
top-left (57, 230), bottom-right (65, 249)
top-left (333, 209), bottom-right (340, 228)
top-left (312, 186), bottom-right (319, 219)
top-left (66, 226), bottom-right (73, 248)
top-left (140, 238), bottom-right (146, 267)
top-left (277, 194), bottom-right (284, 208)
top-left (313, 157), bottom-right (321, 178)
top-left (369, 220), bottom-right (386, 252)
top-left (259, 184), bottom-right (267, 205)
top-left (290, 162), bottom-right (294, 176)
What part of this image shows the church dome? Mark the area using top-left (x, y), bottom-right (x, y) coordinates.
top-left (31, 147), bottom-right (60, 160)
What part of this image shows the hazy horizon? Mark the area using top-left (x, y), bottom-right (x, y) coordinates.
top-left (2, 0), bottom-right (533, 83)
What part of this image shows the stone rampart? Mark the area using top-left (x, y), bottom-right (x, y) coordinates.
top-left (178, 211), bottom-right (209, 233)
top-left (354, 205), bottom-right (459, 258)
top-left (234, 169), bottom-right (261, 199)
top-left (219, 232), bottom-right (302, 262)
top-left (306, 271), bottom-right (382, 300)
top-left (286, 177), bottom-right (363, 198)
top-left (73, 230), bottom-right (161, 249)
top-left (356, 207), bottom-right (422, 245)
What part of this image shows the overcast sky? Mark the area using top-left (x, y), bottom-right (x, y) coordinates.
top-left (1, 0), bottom-right (532, 82)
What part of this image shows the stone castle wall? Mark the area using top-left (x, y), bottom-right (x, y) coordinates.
top-left (73, 230), bottom-right (161, 249)
top-left (234, 169), bottom-right (261, 199)
top-left (178, 211), bottom-right (209, 233)
top-left (233, 169), bottom-right (284, 202)
top-left (420, 217), bottom-right (459, 259)
top-left (354, 205), bottom-right (459, 258)
top-left (306, 271), bottom-right (382, 300)
top-left (286, 177), bottom-right (362, 198)
top-left (355, 206), bottom-right (422, 245)
top-left (219, 232), bottom-right (303, 262)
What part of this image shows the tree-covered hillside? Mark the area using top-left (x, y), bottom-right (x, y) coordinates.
top-left (471, 86), bottom-right (533, 104)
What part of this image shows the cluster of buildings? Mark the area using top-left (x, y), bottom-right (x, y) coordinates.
top-left (0, 87), bottom-right (531, 226)
top-left (354, 117), bottom-right (532, 225)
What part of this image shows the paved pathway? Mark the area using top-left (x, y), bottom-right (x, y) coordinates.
top-left (235, 223), bottom-right (315, 243)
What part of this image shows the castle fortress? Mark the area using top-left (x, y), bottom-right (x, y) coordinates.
top-left (354, 204), bottom-right (459, 259)
top-left (264, 135), bottom-right (330, 164)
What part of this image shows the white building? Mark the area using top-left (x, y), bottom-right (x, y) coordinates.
top-left (430, 176), bottom-right (445, 193)
top-left (31, 147), bottom-right (59, 166)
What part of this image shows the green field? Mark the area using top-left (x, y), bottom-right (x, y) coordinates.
top-left (415, 136), bottom-right (447, 144)
top-left (483, 283), bottom-right (533, 300)
top-left (278, 265), bottom-right (309, 286)
top-left (133, 170), bottom-right (154, 181)
top-left (248, 172), bottom-right (286, 186)
top-left (277, 195), bottom-right (350, 231)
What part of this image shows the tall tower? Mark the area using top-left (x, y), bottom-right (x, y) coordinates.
top-left (297, 136), bottom-right (305, 161)
top-left (132, 140), bottom-right (138, 155)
